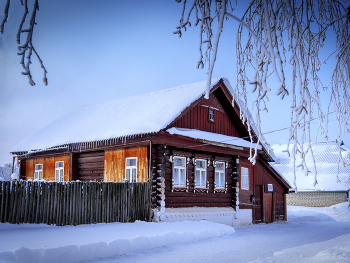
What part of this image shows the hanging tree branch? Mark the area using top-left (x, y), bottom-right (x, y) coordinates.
top-left (175, 0), bottom-right (350, 189)
top-left (1, 0), bottom-right (47, 86)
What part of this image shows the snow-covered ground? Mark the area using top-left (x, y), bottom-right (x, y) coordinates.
top-left (1, 203), bottom-right (350, 263)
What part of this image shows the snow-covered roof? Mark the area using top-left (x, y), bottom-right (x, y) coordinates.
top-left (11, 77), bottom-right (272, 157)
top-left (271, 142), bottom-right (350, 191)
top-left (12, 78), bottom-right (224, 153)
top-left (167, 127), bottom-right (261, 150)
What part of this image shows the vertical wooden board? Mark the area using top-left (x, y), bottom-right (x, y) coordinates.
top-left (104, 148), bottom-right (125, 182)
top-left (24, 181), bottom-right (31, 223)
top-left (26, 159), bottom-right (35, 180)
top-left (125, 146), bottom-right (148, 183)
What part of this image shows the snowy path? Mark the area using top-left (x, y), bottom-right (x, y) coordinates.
top-left (88, 218), bottom-right (350, 263)
top-left (0, 203), bottom-right (349, 263)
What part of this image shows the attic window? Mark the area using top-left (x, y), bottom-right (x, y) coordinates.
top-left (209, 109), bottom-right (214, 122)
top-left (268, 184), bottom-right (273, 191)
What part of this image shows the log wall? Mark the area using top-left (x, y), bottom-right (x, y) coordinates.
top-left (151, 144), bottom-right (238, 209)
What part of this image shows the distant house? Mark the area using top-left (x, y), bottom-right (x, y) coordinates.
top-left (11, 78), bottom-right (290, 225)
top-left (272, 142), bottom-right (350, 207)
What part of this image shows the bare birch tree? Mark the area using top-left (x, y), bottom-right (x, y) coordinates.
top-left (174, 0), bottom-right (350, 188)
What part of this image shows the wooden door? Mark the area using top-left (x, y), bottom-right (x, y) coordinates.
top-left (264, 193), bottom-right (272, 223)
top-left (253, 185), bottom-right (262, 223)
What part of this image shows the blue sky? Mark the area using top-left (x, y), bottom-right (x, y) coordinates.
top-left (0, 0), bottom-right (347, 163)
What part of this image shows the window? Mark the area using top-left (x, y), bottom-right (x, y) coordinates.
top-left (268, 184), bottom-right (273, 191)
top-left (215, 162), bottom-right (225, 188)
top-left (241, 167), bottom-right (249, 190)
top-left (209, 109), bottom-right (214, 121)
top-left (173, 157), bottom-right (186, 187)
top-left (195, 159), bottom-right (207, 187)
top-left (34, 164), bottom-right (43, 180)
top-left (55, 161), bottom-right (64, 182)
top-left (125, 157), bottom-right (137, 182)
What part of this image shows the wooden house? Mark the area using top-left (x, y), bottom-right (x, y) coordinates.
top-left (11, 78), bottom-right (290, 225)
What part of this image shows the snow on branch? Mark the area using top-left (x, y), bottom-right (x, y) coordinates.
top-left (175, 0), bottom-right (350, 187)
top-left (1, 0), bottom-right (47, 86)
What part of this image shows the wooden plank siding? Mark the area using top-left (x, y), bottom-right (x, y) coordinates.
top-left (104, 145), bottom-right (148, 182)
top-left (25, 155), bottom-right (69, 182)
top-left (239, 156), bottom-right (287, 223)
top-left (169, 91), bottom-right (243, 138)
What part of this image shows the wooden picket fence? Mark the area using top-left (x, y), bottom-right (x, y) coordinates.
top-left (0, 181), bottom-right (150, 226)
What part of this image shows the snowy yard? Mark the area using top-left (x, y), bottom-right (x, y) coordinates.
top-left (1, 203), bottom-right (350, 263)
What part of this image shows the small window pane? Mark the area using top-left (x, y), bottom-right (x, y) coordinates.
top-left (195, 170), bottom-right (200, 186)
top-left (200, 171), bottom-right (206, 186)
top-left (174, 168), bottom-right (179, 185)
top-left (196, 160), bottom-right (206, 168)
top-left (132, 168), bottom-right (137, 182)
top-left (174, 157), bottom-right (185, 167)
top-left (180, 169), bottom-right (185, 185)
top-left (126, 169), bottom-right (130, 181)
top-left (126, 158), bottom-right (136, 166)
top-left (220, 174), bottom-right (224, 187)
top-left (216, 162), bottom-right (224, 170)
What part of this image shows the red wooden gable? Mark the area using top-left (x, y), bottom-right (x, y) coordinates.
top-left (166, 79), bottom-right (251, 140)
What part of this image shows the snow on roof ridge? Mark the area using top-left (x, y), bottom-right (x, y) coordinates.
top-left (167, 127), bottom-right (262, 150)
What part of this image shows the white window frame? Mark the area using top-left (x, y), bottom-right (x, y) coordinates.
top-left (268, 184), bottom-right (273, 191)
top-left (173, 156), bottom-right (186, 187)
top-left (55, 161), bottom-right (64, 182)
top-left (215, 161), bottom-right (225, 189)
top-left (34, 164), bottom-right (43, 180)
top-left (209, 109), bottom-right (214, 121)
top-left (195, 159), bottom-right (207, 188)
top-left (241, 167), bottom-right (249, 190)
top-left (125, 157), bottom-right (137, 182)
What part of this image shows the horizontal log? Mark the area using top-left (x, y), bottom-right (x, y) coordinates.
top-left (78, 163), bottom-right (104, 169)
top-left (78, 169), bottom-right (104, 175)
top-left (77, 156), bottom-right (104, 164)
top-left (77, 175), bottom-right (103, 182)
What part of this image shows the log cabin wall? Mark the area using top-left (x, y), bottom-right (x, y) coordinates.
top-left (25, 155), bottom-right (69, 181)
top-left (104, 145), bottom-right (148, 183)
top-left (151, 144), bottom-right (238, 209)
top-left (169, 91), bottom-right (243, 138)
top-left (151, 144), bottom-right (166, 209)
top-left (19, 159), bottom-right (26, 180)
top-left (75, 151), bottom-right (104, 182)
